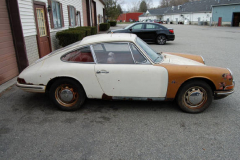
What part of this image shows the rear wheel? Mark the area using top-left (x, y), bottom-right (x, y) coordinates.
top-left (177, 80), bottom-right (213, 113)
top-left (49, 78), bottom-right (86, 111)
top-left (156, 35), bottom-right (166, 45)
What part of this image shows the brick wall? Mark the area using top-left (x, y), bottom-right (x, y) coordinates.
top-left (24, 36), bottom-right (39, 65)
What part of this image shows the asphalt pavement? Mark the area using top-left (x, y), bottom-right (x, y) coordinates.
top-left (0, 24), bottom-right (240, 160)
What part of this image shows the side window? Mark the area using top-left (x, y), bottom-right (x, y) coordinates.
top-left (146, 24), bottom-right (155, 29)
top-left (130, 43), bottom-right (149, 64)
top-left (93, 43), bottom-right (134, 64)
top-left (49, 0), bottom-right (64, 29)
top-left (132, 24), bottom-right (144, 30)
top-left (68, 5), bottom-right (76, 26)
top-left (61, 46), bottom-right (94, 62)
top-left (51, 1), bottom-right (63, 28)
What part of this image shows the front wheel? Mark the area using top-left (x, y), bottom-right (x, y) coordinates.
top-left (49, 78), bottom-right (86, 111)
top-left (177, 80), bottom-right (213, 113)
top-left (156, 35), bottom-right (167, 45)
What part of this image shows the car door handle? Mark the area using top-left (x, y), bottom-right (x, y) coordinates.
top-left (96, 70), bottom-right (109, 74)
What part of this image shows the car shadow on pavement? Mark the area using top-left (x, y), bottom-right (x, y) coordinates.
top-left (18, 92), bottom-right (181, 114)
top-left (82, 99), bottom-right (181, 114)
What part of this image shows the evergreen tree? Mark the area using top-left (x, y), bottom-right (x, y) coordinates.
top-left (138, 0), bottom-right (148, 12)
top-left (103, 0), bottom-right (121, 20)
top-left (117, 4), bottom-right (123, 15)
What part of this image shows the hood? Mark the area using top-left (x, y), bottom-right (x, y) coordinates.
top-left (161, 53), bottom-right (205, 66)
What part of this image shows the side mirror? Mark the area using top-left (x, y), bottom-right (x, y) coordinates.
top-left (129, 28), bottom-right (132, 32)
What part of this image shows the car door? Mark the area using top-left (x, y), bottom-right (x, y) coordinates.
top-left (130, 23), bottom-right (145, 39)
top-left (141, 24), bottom-right (159, 41)
top-left (92, 42), bottom-right (168, 98)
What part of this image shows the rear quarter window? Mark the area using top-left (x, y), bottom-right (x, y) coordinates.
top-left (61, 46), bottom-right (94, 63)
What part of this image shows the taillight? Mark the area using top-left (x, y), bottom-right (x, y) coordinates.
top-left (17, 78), bottom-right (26, 84)
top-left (169, 29), bottom-right (174, 34)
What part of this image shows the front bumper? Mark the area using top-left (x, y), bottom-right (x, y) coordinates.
top-left (214, 90), bottom-right (234, 100)
top-left (16, 83), bottom-right (46, 93)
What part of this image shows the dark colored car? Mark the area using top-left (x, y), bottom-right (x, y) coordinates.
top-left (109, 22), bottom-right (175, 45)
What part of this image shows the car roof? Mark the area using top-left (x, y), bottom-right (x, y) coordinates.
top-left (80, 33), bottom-right (137, 46)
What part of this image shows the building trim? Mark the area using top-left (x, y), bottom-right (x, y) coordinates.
top-left (6, 0), bottom-right (29, 72)
top-left (212, 3), bottom-right (240, 7)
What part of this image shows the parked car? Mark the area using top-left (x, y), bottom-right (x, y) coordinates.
top-left (154, 20), bottom-right (163, 24)
top-left (109, 22), bottom-right (175, 45)
top-left (17, 34), bottom-right (234, 113)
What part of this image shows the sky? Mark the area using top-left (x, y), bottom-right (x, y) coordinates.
top-left (121, 0), bottom-right (160, 11)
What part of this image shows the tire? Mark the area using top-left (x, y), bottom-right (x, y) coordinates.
top-left (156, 35), bottom-right (167, 45)
top-left (176, 80), bottom-right (213, 113)
top-left (49, 78), bottom-right (86, 111)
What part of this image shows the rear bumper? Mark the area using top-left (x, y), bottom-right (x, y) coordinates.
top-left (167, 35), bottom-right (175, 41)
top-left (16, 83), bottom-right (46, 93)
top-left (214, 90), bottom-right (234, 100)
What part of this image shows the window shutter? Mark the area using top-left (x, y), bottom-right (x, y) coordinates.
top-left (79, 11), bottom-right (82, 26)
top-left (68, 5), bottom-right (71, 26)
top-left (60, 3), bottom-right (64, 27)
top-left (48, 0), bottom-right (54, 28)
top-left (75, 8), bottom-right (77, 26)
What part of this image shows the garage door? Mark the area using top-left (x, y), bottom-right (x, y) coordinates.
top-left (0, 0), bottom-right (19, 85)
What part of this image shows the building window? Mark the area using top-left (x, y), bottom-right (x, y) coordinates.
top-left (68, 6), bottom-right (76, 26)
top-left (51, 1), bottom-right (62, 28)
top-left (48, 0), bottom-right (64, 29)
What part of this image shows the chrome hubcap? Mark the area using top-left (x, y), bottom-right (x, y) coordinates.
top-left (188, 90), bottom-right (203, 105)
top-left (60, 89), bottom-right (74, 103)
top-left (55, 84), bottom-right (79, 107)
top-left (184, 87), bottom-right (207, 108)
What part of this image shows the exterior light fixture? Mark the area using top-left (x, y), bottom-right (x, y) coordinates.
top-left (47, 5), bottom-right (51, 12)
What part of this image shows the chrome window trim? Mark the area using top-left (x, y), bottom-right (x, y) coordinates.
top-left (200, 55), bottom-right (205, 64)
top-left (134, 37), bottom-right (163, 64)
top-left (128, 43), bottom-right (150, 65)
top-left (60, 45), bottom-right (96, 64)
top-left (128, 42), bottom-right (136, 64)
top-left (91, 42), bottom-right (136, 65)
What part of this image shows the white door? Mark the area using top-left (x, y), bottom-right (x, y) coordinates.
top-left (92, 42), bottom-right (168, 98)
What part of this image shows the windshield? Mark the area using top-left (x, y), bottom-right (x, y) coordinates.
top-left (136, 37), bottom-right (163, 63)
top-left (124, 23), bottom-right (135, 29)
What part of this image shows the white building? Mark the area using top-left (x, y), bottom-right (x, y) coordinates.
top-left (140, 1), bottom-right (215, 25)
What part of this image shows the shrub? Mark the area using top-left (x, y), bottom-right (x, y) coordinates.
top-left (99, 23), bottom-right (110, 31)
top-left (56, 26), bottom-right (98, 47)
top-left (70, 27), bottom-right (91, 36)
top-left (56, 30), bottom-right (85, 47)
top-left (90, 27), bottom-right (97, 35)
top-left (108, 21), bottom-right (117, 26)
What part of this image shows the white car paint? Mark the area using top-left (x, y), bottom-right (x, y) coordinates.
top-left (95, 64), bottom-right (168, 97)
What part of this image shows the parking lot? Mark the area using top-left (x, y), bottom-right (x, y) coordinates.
top-left (0, 24), bottom-right (240, 160)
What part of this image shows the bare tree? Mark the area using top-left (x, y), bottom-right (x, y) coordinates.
top-left (159, 0), bottom-right (189, 8)
top-left (128, 1), bottom-right (141, 12)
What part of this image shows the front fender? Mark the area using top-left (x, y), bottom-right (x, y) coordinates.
top-left (155, 64), bottom-right (233, 99)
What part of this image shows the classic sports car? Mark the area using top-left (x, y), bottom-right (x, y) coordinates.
top-left (17, 34), bottom-right (234, 113)
top-left (109, 22), bottom-right (175, 45)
